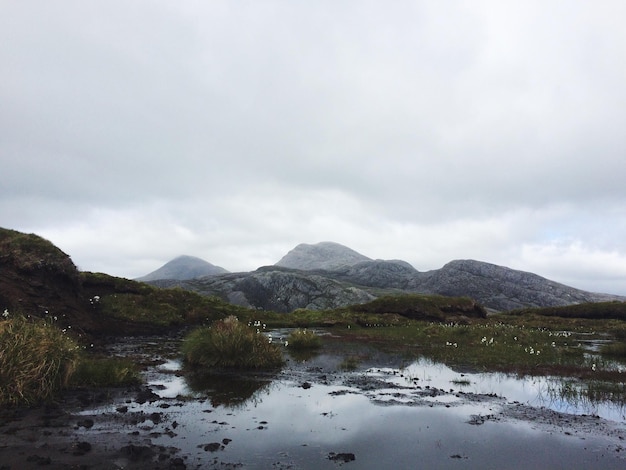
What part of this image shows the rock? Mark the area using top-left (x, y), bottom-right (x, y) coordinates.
top-left (120, 444), bottom-right (154, 461)
top-left (328, 452), bottom-right (356, 462)
top-left (72, 441), bottom-right (92, 455)
top-left (76, 418), bottom-right (94, 429)
top-left (202, 442), bottom-right (222, 452)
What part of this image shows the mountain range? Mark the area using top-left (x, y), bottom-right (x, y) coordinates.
top-left (142, 241), bottom-right (624, 313)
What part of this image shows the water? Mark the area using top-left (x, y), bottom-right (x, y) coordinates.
top-left (76, 334), bottom-right (626, 469)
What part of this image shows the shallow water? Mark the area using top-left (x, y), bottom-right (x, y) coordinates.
top-left (77, 333), bottom-right (626, 469)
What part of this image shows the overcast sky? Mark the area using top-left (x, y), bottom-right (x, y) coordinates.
top-left (2, 1), bottom-right (626, 295)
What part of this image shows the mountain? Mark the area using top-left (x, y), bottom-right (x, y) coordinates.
top-left (151, 245), bottom-right (625, 313)
top-left (275, 242), bottom-right (372, 270)
top-left (4, 226), bottom-right (620, 319)
top-left (151, 266), bottom-right (375, 313)
top-left (136, 255), bottom-right (228, 281)
top-left (404, 259), bottom-right (621, 312)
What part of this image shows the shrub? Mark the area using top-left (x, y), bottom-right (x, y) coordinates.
top-left (287, 329), bottom-right (322, 350)
top-left (0, 314), bottom-right (80, 405)
top-left (182, 316), bottom-right (283, 369)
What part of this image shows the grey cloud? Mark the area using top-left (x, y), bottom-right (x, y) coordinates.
top-left (2, 1), bottom-right (626, 294)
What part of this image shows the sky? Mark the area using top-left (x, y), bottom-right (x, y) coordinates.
top-left (2, 1), bottom-right (626, 295)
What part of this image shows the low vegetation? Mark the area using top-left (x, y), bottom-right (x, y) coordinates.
top-left (83, 272), bottom-right (248, 328)
top-left (182, 316), bottom-right (283, 369)
top-left (0, 309), bottom-right (143, 405)
top-left (0, 227), bottom-right (77, 275)
top-left (509, 301), bottom-right (626, 321)
top-left (286, 329), bottom-right (322, 350)
top-left (70, 357), bottom-right (141, 387)
top-left (349, 294), bottom-right (487, 321)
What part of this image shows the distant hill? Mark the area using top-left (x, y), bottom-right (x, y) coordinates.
top-left (275, 241), bottom-right (372, 270)
top-left (136, 255), bottom-right (228, 281)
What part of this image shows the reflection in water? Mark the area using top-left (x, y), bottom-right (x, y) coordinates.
top-left (393, 357), bottom-right (626, 421)
top-left (185, 371), bottom-right (276, 409)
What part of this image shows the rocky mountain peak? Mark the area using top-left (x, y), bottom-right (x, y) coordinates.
top-left (136, 255), bottom-right (228, 281)
top-left (275, 241), bottom-right (371, 271)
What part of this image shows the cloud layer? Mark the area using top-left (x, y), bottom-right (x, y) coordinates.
top-left (2, 1), bottom-right (626, 295)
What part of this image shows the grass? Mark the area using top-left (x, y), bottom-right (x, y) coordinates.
top-left (509, 301), bottom-right (626, 321)
top-left (70, 357), bottom-right (141, 387)
top-left (339, 356), bottom-right (360, 371)
top-left (0, 227), bottom-right (77, 275)
top-left (451, 378), bottom-right (471, 386)
top-left (349, 294), bottom-right (487, 321)
top-left (0, 310), bottom-right (145, 405)
top-left (600, 342), bottom-right (626, 359)
top-left (182, 316), bottom-right (284, 369)
top-left (333, 320), bottom-right (589, 375)
top-left (0, 313), bottom-right (80, 405)
top-left (287, 329), bottom-right (322, 350)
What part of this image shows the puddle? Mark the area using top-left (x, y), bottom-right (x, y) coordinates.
top-left (69, 333), bottom-right (626, 469)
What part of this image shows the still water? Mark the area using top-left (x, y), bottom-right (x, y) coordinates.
top-left (79, 333), bottom-right (626, 469)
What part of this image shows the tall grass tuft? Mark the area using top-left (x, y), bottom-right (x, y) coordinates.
top-left (0, 314), bottom-right (80, 405)
top-left (182, 316), bottom-right (283, 369)
top-left (287, 329), bottom-right (322, 350)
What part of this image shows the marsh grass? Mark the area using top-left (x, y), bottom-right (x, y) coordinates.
top-left (339, 356), bottom-right (360, 371)
top-left (0, 314), bottom-right (80, 405)
top-left (451, 378), bottom-right (471, 386)
top-left (600, 342), bottom-right (626, 359)
top-left (287, 329), bottom-right (322, 350)
top-left (182, 316), bottom-right (283, 369)
top-left (551, 378), bottom-right (626, 407)
top-left (336, 321), bottom-right (586, 374)
top-left (70, 357), bottom-right (140, 387)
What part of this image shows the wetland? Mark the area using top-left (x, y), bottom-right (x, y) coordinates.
top-left (2, 325), bottom-right (626, 469)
